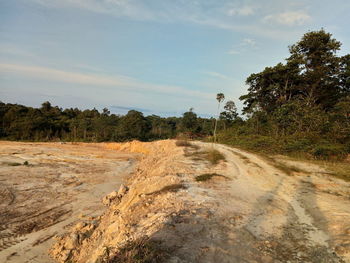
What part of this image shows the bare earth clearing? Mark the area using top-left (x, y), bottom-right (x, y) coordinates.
top-left (0, 142), bottom-right (137, 263)
top-left (1, 141), bottom-right (350, 263)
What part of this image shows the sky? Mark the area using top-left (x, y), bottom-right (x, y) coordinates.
top-left (1, 0), bottom-right (349, 117)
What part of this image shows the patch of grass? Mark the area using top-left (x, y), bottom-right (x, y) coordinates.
top-left (184, 148), bottom-right (226, 165)
top-left (312, 160), bottom-right (350, 182)
top-left (263, 156), bottom-right (305, 176)
top-left (175, 140), bottom-right (191, 147)
top-left (328, 169), bottom-right (350, 181)
top-left (235, 152), bottom-right (249, 161)
top-left (204, 149), bottom-right (226, 165)
top-left (195, 173), bottom-right (226, 182)
top-left (108, 237), bottom-right (168, 263)
top-left (175, 140), bottom-right (199, 149)
top-left (147, 184), bottom-right (186, 196)
top-left (217, 131), bottom-right (349, 161)
top-left (311, 144), bottom-right (347, 161)
top-left (231, 151), bottom-right (262, 168)
top-left (272, 162), bottom-right (304, 176)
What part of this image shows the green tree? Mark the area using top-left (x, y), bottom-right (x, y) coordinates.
top-left (287, 29), bottom-right (342, 108)
top-left (240, 62), bottom-right (301, 114)
top-left (241, 30), bottom-right (344, 113)
top-left (117, 110), bottom-right (150, 141)
top-left (220, 100), bottom-right (238, 129)
top-left (179, 108), bottom-right (199, 134)
top-left (340, 54), bottom-right (350, 96)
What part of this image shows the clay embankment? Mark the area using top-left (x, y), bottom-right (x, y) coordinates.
top-left (51, 140), bottom-right (350, 263)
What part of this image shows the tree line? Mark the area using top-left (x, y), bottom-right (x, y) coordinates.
top-left (218, 29), bottom-right (350, 159)
top-left (0, 101), bottom-right (221, 142)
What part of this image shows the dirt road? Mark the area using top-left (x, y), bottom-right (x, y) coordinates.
top-left (193, 142), bottom-right (350, 262)
top-left (49, 140), bottom-right (350, 263)
top-left (0, 142), bottom-right (137, 263)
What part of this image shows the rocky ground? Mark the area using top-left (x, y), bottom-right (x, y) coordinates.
top-left (48, 140), bottom-right (350, 263)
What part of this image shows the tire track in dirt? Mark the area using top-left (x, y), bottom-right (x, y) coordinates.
top-left (206, 142), bottom-right (349, 262)
top-left (0, 206), bottom-right (71, 252)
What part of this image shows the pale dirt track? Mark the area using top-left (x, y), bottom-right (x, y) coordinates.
top-left (1, 141), bottom-right (350, 263)
top-left (192, 142), bottom-right (350, 262)
top-left (0, 142), bottom-right (137, 263)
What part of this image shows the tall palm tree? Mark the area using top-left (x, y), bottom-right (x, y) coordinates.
top-left (213, 93), bottom-right (225, 143)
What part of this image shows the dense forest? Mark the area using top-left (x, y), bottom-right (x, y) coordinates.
top-left (0, 102), bottom-right (217, 142)
top-left (218, 30), bottom-right (350, 160)
top-left (1, 30), bottom-right (349, 160)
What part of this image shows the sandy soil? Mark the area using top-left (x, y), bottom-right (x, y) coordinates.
top-left (1, 140), bottom-right (349, 263)
top-left (49, 140), bottom-right (350, 263)
top-left (0, 141), bottom-right (137, 263)
top-left (196, 142), bottom-right (350, 262)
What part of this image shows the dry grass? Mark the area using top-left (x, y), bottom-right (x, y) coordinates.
top-left (274, 155), bottom-right (350, 181)
top-left (185, 148), bottom-right (225, 165)
top-left (175, 140), bottom-right (199, 149)
top-left (195, 173), bottom-right (227, 182)
top-left (310, 160), bottom-right (350, 182)
top-left (263, 156), bottom-right (305, 176)
top-left (204, 149), bottom-right (226, 165)
top-left (232, 151), bottom-right (262, 168)
top-left (175, 140), bottom-right (192, 147)
top-left (108, 237), bottom-right (168, 263)
top-left (226, 144), bottom-right (350, 181)
top-left (273, 162), bottom-right (304, 176)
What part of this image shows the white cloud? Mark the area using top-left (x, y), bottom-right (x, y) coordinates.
top-left (242, 38), bottom-right (256, 46)
top-left (228, 49), bottom-right (240, 55)
top-left (203, 71), bottom-right (231, 80)
top-left (228, 38), bottom-right (257, 55)
top-left (0, 63), bottom-right (212, 100)
top-left (263, 11), bottom-right (311, 26)
top-left (227, 6), bottom-right (255, 16)
top-left (32, 0), bottom-right (157, 20)
top-left (0, 45), bottom-right (36, 58)
top-left (28, 0), bottom-right (307, 41)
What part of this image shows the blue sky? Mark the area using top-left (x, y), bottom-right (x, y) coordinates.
top-left (1, 0), bottom-right (349, 116)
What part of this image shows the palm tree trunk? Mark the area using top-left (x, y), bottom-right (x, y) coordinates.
top-left (213, 103), bottom-right (221, 143)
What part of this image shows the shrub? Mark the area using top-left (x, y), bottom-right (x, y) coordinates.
top-left (344, 141), bottom-right (350, 153)
top-left (311, 144), bottom-right (347, 160)
top-left (282, 138), bottom-right (314, 153)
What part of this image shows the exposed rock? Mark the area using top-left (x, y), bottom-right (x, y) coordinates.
top-left (64, 234), bottom-right (79, 250)
top-left (102, 191), bottom-right (118, 206)
top-left (117, 184), bottom-right (128, 197)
